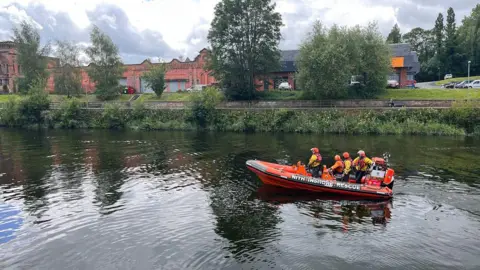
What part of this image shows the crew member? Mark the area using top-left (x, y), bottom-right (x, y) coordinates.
top-left (308, 147), bottom-right (322, 178)
top-left (342, 152), bottom-right (353, 182)
top-left (329, 155), bottom-right (344, 176)
top-left (353, 150), bottom-right (373, 184)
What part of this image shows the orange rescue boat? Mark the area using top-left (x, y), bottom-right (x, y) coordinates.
top-left (246, 158), bottom-right (394, 199)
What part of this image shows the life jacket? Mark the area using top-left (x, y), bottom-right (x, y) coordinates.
top-left (311, 153), bottom-right (322, 167)
top-left (333, 160), bottom-right (344, 173)
top-left (358, 157), bottom-right (366, 169)
top-left (344, 158), bottom-right (352, 173)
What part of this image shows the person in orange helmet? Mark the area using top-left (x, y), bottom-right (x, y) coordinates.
top-left (342, 152), bottom-right (353, 182)
top-left (328, 155), bottom-right (344, 177)
top-left (307, 147), bottom-right (322, 178)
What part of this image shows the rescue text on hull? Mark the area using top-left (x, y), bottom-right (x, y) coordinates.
top-left (246, 159), bottom-right (394, 199)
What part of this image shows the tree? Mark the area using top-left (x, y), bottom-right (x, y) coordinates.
top-left (54, 40), bottom-right (82, 97)
top-left (142, 63), bottom-right (167, 96)
top-left (85, 25), bottom-right (124, 101)
top-left (434, 13), bottom-right (445, 54)
top-left (457, 4), bottom-right (480, 76)
top-left (445, 8), bottom-right (455, 70)
top-left (12, 21), bottom-right (51, 94)
top-left (297, 21), bottom-right (391, 99)
top-left (386, 23), bottom-right (402, 44)
top-left (207, 0), bottom-right (283, 100)
top-left (433, 13), bottom-right (446, 77)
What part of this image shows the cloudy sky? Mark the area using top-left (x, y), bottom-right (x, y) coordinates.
top-left (0, 0), bottom-right (477, 64)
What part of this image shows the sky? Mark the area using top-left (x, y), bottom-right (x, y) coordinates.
top-left (0, 0), bottom-right (477, 64)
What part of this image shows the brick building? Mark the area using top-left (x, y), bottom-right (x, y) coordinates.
top-left (0, 41), bottom-right (17, 92)
top-left (0, 41), bottom-right (419, 93)
top-left (388, 43), bottom-right (420, 87)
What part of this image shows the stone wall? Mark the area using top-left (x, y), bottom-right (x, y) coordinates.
top-left (143, 99), bottom-right (454, 109)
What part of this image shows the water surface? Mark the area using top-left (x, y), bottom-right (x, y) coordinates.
top-left (0, 129), bottom-right (479, 270)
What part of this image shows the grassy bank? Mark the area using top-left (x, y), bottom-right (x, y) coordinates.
top-left (379, 88), bottom-right (480, 100)
top-left (434, 76), bottom-right (480, 85)
top-left (140, 89), bottom-right (480, 101)
top-left (0, 94), bottom-right (133, 103)
top-left (1, 96), bottom-right (479, 136)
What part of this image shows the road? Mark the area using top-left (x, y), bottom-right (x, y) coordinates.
top-left (415, 81), bottom-right (442, 89)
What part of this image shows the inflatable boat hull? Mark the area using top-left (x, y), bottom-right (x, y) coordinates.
top-left (246, 159), bottom-right (393, 199)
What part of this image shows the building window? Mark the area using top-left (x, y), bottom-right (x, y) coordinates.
top-left (407, 74), bottom-right (414, 80)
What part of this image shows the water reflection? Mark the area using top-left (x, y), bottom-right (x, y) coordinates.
top-left (256, 185), bottom-right (392, 232)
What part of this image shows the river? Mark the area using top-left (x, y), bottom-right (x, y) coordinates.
top-left (0, 129), bottom-right (479, 270)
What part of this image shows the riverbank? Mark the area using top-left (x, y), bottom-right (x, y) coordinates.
top-left (1, 96), bottom-right (479, 135)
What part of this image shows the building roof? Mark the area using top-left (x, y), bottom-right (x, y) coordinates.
top-left (280, 50), bottom-right (300, 62)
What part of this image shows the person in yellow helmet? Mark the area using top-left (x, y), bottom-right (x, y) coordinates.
top-left (328, 155), bottom-right (344, 177)
top-left (308, 147), bottom-right (322, 178)
top-left (353, 150), bottom-right (373, 184)
top-left (342, 152), bottom-right (353, 182)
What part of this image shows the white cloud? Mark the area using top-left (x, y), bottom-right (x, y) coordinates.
top-left (0, 0), bottom-right (475, 62)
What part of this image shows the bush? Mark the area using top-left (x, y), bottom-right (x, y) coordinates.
top-left (101, 103), bottom-right (125, 129)
top-left (189, 87), bottom-right (224, 128)
top-left (53, 98), bottom-right (85, 128)
top-left (0, 97), bottom-right (21, 126)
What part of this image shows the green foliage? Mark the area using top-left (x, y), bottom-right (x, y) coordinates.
top-left (297, 22), bottom-right (390, 99)
top-left (52, 98), bottom-right (85, 128)
top-left (12, 21), bottom-right (51, 94)
top-left (100, 103), bottom-right (125, 129)
top-left (0, 79), bottom-right (50, 127)
top-left (445, 7), bottom-right (457, 73)
top-left (386, 24), bottom-right (402, 43)
top-left (457, 4), bottom-right (480, 76)
top-left (207, 0), bottom-right (283, 100)
top-left (54, 40), bottom-right (83, 97)
top-left (85, 25), bottom-right (124, 101)
top-left (189, 87), bottom-right (224, 127)
top-left (0, 97), bottom-right (21, 126)
top-left (142, 63), bottom-right (167, 96)
top-left (18, 78), bottom-right (50, 125)
top-left (403, 5), bottom-right (480, 81)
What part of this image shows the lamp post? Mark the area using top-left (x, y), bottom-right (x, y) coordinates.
top-left (468, 60), bottom-right (471, 84)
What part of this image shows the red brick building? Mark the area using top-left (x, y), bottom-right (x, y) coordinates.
top-left (0, 42), bottom-right (216, 94)
top-left (1, 41), bottom-right (419, 93)
top-left (0, 41), bottom-right (18, 92)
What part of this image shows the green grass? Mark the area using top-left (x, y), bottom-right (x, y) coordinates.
top-left (434, 76), bottom-right (480, 85)
top-left (0, 94), bottom-right (134, 103)
top-left (137, 90), bottom-right (304, 102)
top-left (379, 88), bottom-right (480, 100)
top-left (137, 92), bottom-right (192, 102)
top-left (256, 90), bottom-right (304, 100)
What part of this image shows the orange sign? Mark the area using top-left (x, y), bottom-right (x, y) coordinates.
top-left (391, 57), bottom-right (404, 68)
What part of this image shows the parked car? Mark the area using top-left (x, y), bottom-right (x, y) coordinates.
top-left (387, 80), bottom-right (400, 88)
top-left (442, 82), bottom-right (456, 89)
top-left (455, 80), bottom-right (472, 89)
top-left (444, 74), bottom-right (453, 80)
top-left (278, 82), bottom-right (292, 90)
top-left (467, 80), bottom-right (480, 88)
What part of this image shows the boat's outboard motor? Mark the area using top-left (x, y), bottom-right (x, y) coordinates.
top-left (371, 157), bottom-right (394, 189)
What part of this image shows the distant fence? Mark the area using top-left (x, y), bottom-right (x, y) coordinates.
top-left (0, 99), bottom-right (457, 110)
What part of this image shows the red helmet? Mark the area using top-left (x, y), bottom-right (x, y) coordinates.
top-left (311, 147), bottom-right (319, 153)
top-left (342, 152), bottom-right (350, 159)
top-left (335, 155), bottom-right (341, 161)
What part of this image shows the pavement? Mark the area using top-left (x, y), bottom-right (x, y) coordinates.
top-left (415, 81), bottom-right (442, 89)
